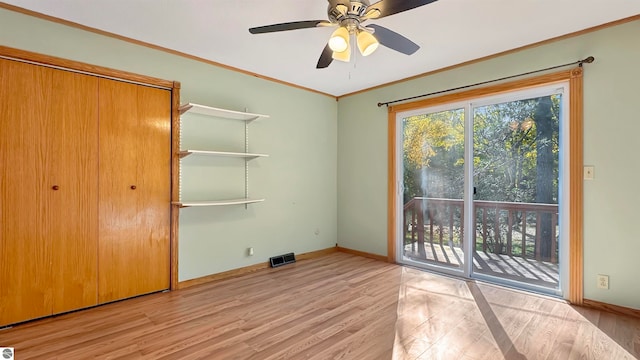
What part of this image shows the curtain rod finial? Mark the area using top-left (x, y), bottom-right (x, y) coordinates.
top-left (580, 56), bottom-right (595, 66)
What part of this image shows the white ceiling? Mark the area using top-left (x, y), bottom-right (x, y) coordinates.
top-left (4, 0), bottom-right (640, 96)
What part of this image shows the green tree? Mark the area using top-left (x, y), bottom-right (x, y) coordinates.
top-left (403, 109), bottom-right (464, 202)
top-left (402, 94), bottom-right (560, 258)
top-left (473, 99), bottom-right (540, 203)
top-left (534, 96), bottom-right (557, 261)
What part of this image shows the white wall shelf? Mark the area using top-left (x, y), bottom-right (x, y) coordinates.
top-left (179, 150), bottom-right (269, 159)
top-left (175, 102), bottom-right (268, 208)
top-left (172, 198), bottom-right (265, 208)
top-left (179, 103), bottom-right (269, 122)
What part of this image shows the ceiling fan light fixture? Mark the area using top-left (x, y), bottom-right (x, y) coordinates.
top-left (356, 30), bottom-right (379, 56)
top-left (328, 26), bottom-right (349, 52)
top-left (249, 0), bottom-right (434, 68)
top-left (332, 44), bottom-right (351, 62)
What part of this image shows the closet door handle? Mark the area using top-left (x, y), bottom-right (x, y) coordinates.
top-left (130, 185), bottom-right (137, 190)
top-left (52, 185), bottom-right (60, 190)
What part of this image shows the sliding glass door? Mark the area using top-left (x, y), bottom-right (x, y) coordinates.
top-left (399, 106), bottom-right (467, 275)
top-left (471, 92), bottom-right (562, 292)
top-left (397, 84), bottom-right (567, 296)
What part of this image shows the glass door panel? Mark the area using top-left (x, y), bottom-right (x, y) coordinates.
top-left (401, 108), bottom-right (466, 272)
top-left (471, 94), bottom-right (561, 292)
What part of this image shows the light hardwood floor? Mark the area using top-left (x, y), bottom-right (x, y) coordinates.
top-left (0, 252), bottom-right (638, 359)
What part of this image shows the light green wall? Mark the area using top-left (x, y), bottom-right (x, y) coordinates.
top-left (338, 20), bottom-right (640, 310)
top-left (0, 8), bottom-right (338, 282)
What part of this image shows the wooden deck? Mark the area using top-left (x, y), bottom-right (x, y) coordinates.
top-left (1, 252), bottom-right (638, 359)
top-left (405, 243), bottom-right (559, 289)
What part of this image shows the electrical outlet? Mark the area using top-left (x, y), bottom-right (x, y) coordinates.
top-left (248, 247), bottom-right (254, 256)
top-left (597, 274), bottom-right (609, 289)
top-left (584, 166), bottom-right (595, 180)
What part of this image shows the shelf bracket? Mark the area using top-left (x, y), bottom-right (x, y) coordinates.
top-left (178, 117), bottom-right (183, 202)
top-left (245, 108), bottom-right (250, 209)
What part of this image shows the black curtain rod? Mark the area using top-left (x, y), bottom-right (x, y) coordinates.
top-left (377, 56), bottom-right (595, 108)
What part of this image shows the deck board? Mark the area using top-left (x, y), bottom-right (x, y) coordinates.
top-left (405, 242), bottom-right (559, 288)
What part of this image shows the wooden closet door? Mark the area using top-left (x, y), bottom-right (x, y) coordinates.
top-left (0, 59), bottom-right (98, 326)
top-left (0, 59), bottom-right (53, 326)
top-left (48, 69), bottom-right (99, 314)
top-left (98, 79), bottom-right (171, 303)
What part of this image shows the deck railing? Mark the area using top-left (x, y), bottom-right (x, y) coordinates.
top-left (403, 197), bottom-right (559, 263)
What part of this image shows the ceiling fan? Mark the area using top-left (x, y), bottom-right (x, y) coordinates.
top-left (249, 0), bottom-right (438, 69)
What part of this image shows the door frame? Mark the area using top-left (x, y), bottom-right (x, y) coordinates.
top-left (0, 45), bottom-right (182, 291)
top-left (387, 68), bottom-right (584, 304)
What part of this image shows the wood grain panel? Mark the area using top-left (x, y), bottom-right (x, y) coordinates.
top-left (170, 82), bottom-right (181, 291)
top-left (568, 68), bottom-right (584, 305)
top-left (48, 67), bottom-right (99, 314)
top-left (0, 58), bottom-right (54, 326)
top-left (0, 50), bottom-right (177, 326)
top-left (583, 298), bottom-right (640, 319)
top-left (1, 58), bottom-right (100, 326)
top-left (135, 82), bottom-right (171, 295)
top-left (0, 45), bottom-right (174, 89)
top-left (98, 78), bottom-right (171, 303)
top-left (387, 110), bottom-right (397, 263)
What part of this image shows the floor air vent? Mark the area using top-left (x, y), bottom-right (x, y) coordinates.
top-left (269, 253), bottom-right (296, 268)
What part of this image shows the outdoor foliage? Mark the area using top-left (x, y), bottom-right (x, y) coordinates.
top-left (402, 108), bottom-right (465, 203)
top-left (403, 95), bottom-right (560, 260)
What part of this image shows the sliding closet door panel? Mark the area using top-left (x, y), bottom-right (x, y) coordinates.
top-left (48, 70), bottom-right (99, 314)
top-left (0, 59), bottom-right (99, 325)
top-left (136, 83), bottom-right (172, 293)
top-left (0, 59), bottom-right (54, 325)
top-left (98, 79), bottom-right (170, 303)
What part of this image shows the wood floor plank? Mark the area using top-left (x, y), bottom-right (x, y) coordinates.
top-left (1, 252), bottom-right (639, 360)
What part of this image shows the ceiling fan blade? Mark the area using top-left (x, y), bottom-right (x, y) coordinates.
top-left (316, 44), bottom-right (334, 69)
top-left (249, 20), bottom-right (332, 34)
top-left (367, 0), bottom-right (438, 19)
top-left (368, 24), bottom-right (419, 55)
